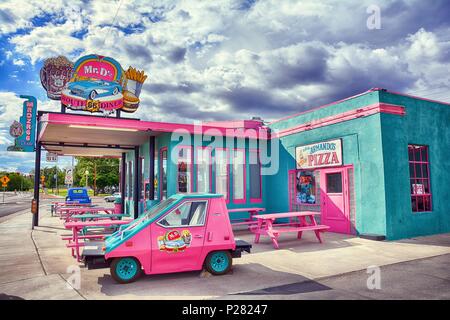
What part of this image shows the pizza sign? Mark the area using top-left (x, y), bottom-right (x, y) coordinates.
top-left (296, 139), bottom-right (343, 169)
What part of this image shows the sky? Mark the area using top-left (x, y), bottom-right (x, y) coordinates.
top-left (0, 0), bottom-right (450, 173)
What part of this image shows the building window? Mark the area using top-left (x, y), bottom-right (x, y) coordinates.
top-left (232, 149), bottom-right (246, 202)
top-left (249, 149), bottom-right (262, 202)
top-left (408, 145), bottom-right (432, 212)
top-left (160, 148), bottom-right (167, 200)
top-left (215, 148), bottom-right (229, 201)
top-left (127, 161), bottom-right (133, 198)
top-left (177, 146), bottom-right (192, 193)
top-left (196, 147), bottom-right (212, 193)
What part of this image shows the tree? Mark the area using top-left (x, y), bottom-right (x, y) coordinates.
top-left (0, 171), bottom-right (33, 191)
top-left (74, 157), bottom-right (119, 194)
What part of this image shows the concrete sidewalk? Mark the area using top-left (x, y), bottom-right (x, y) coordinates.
top-left (0, 204), bottom-right (449, 300)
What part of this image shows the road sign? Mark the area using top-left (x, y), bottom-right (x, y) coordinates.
top-left (0, 176), bottom-right (10, 184)
top-left (46, 152), bottom-right (58, 162)
top-left (65, 167), bottom-right (73, 185)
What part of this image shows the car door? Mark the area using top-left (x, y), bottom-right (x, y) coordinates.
top-left (150, 199), bottom-right (208, 274)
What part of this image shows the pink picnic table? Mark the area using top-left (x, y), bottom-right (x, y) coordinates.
top-left (58, 206), bottom-right (114, 221)
top-left (252, 211), bottom-right (330, 249)
top-left (228, 207), bottom-right (265, 227)
top-left (64, 219), bottom-right (131, 261)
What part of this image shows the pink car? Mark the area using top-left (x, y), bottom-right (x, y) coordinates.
top-left (82, 193), bottom-right (252, 283)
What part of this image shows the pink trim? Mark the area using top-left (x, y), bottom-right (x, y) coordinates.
top-left (215, 148), bottom-right (230, 204)
top-left (195, 146), bottom-right (213, 193)
top-left (249, 148), bottom-right (262, 203)
top-left (40, 113), bottom-right (269, 141)
top-left (274, 103), bottom-right (406, 138)
top-left (175, 145), bottom-right (194, 193)
top-left (269, 89), bottom-right (376, 125)
top-left (159, 147), bottom-right (168, 200)
top-left (408, 144), bottom-right (432, 212)
top-left (203, 120), bottom-right (264, 129)
top-left (232, 148), bottom-right (246, 204)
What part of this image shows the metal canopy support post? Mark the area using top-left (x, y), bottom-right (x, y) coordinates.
top-left (32, 142), bottom-right (41, 228)
top-left (149, 136), bottom-right (155, 200)
top-left (120, 153), bottom-right (126, 214)
top-left (133, 146), bottom-right (140, 219)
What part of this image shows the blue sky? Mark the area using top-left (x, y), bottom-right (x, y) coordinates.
top-left (1, 0), bottom-right (450, 173)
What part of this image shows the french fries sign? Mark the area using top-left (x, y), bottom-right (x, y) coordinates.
top-left (51, 54), bottom-right (148, 114)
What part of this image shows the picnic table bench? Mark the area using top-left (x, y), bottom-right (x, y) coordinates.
top-left (58, 206), bottom-right (115, 221)
top-left (50, 202), bottom-right (96, 216)
top-left (252, 211), bottom-right (330, 249)
top-left (228, 207), bottom-right (265, 227)
top-left (64, 219), bottom-right (131, 261)
top-left (68, 213), bottom-right (130, 222)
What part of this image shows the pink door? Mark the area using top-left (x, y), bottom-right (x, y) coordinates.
top-left (320, 168), bottom-right (350, 234)
top-left (150, 200), bottom-right (208, 274)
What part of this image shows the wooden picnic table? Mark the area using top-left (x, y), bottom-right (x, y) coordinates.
top-left (252, 211), bottom-right (330, 249)
top-left (228, 207), bottom-right (265, 227)
top-left (64, 219), bottom-right (131, 261)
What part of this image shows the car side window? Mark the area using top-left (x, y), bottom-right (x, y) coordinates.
top-left (158, 201), bottom-right (207, 227)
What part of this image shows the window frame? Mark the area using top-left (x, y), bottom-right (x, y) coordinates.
top-left (249, 148), bottom-right (262, 203)
top-left (214, 148), bottom-right (230, 203)
top-left (175, 145), bottom-right (193, 193)
top-left (156, 200), bottom-right (209, 228)
top-left (232, 148), bottom-right (246, 204)
top-left (159, 147), bottom-right (168, 200)
top-left (408, 144), bottom-right (432, 212)
top-left (195, 146), bottom-right (212, 193)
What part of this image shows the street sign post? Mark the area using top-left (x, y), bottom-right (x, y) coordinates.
top-left (46, 152), bottom-right (58, 162)
top-left (65, 167), bottom-right (73, 186)
top-left (0, 176), bottom-right (10, 203)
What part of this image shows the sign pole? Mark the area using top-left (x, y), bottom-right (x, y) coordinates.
top-left (2, 186), bottom-right (5, 203)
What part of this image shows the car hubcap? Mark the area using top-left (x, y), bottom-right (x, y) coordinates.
top-left (116, 258), bottom-right (138, 280)
top-left (211, 252), bottom-right (228, 272)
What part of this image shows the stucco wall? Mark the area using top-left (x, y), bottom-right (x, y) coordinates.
top-left (379, 91), bottom-right (450, 239)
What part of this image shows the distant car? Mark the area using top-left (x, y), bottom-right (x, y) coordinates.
top-left (68, 80), bottom-right (122, 100)
top-left (66, 187), bottom-right (91, 204)
top-left (104, 192), bottom-right (121, 202)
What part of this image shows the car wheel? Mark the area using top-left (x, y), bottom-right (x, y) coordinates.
top-left (113, 87), bottom-right (119, 95)
top-left (110, 257), bottom-right (141, 284)
top-left (89, 90), bottom-right (97, 99)
top-left (204, 251), bottom-right (232, 275)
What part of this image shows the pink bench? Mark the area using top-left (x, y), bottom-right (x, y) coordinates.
top-left (64, 219), bottom-right (131, 261)
top-left (228, 207), bottom-right (265, 228)
top-left (252, 211), bottom-right (329, 249)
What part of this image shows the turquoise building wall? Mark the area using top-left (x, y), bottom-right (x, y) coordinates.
top-left (378, 91), bottom-right (450, 239)
top-left (267, 92), bottom-right (388, 237)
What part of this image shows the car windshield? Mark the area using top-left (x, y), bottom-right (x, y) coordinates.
top-left (120, 198), bottom-right (177, 234)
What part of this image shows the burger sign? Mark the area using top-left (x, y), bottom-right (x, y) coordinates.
top-left (41, 54), bottom-right (147, 114)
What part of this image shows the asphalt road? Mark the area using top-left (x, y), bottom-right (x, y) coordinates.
top-left (220, 253), bottom-right (450, 299)
top-left (0, 192), bottom-right (33, 218)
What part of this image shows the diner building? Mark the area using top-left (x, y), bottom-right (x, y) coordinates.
top-left (35, 88), bottom-right (450, 240)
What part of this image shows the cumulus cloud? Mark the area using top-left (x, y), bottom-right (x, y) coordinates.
top-left (1, 0), bottom-right (450, 126)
